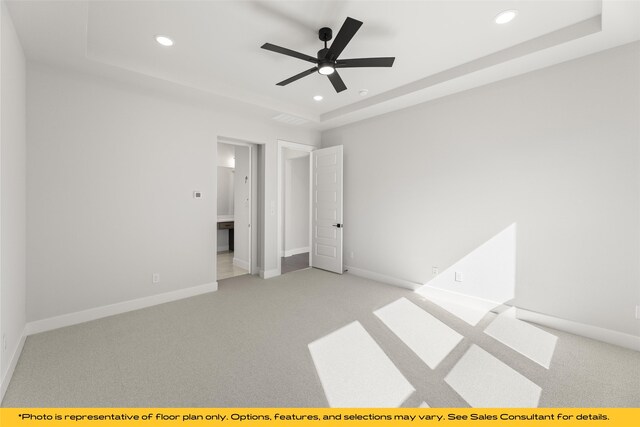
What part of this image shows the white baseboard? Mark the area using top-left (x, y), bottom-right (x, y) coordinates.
top-left (260, 268), bottom-right (279, 279)
top-left (343, 266), bottom-right (639, 351)
top-left (345, 265), bottom-right (421, 290)
top-left (283, 246), bottom-right (310, 257)
top-left (233, 257), bottom-right (250, 270)
top-left (217, 245), bottom-right (229, 252)
top-left (0, 328), bottom-right (26, 404)
top-left (25, 281), bottom-right (218, 336)
top-left (516, 307), bottom-right (640, 352)
top-left (417, 283), bottom-right (505, 307)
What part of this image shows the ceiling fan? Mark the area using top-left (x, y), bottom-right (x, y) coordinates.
top-left (261, 17), bottom-right (395, 93)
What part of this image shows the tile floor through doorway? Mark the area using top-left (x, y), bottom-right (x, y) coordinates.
top-left (217, 251), bottom-right (248, 280)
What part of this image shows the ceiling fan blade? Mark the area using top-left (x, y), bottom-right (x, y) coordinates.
top-left (261, 43), bottom-right (318, 64)
top-left (276, 67), bottom-right (317, 86)
top-left (328, 70), bottom-right (347, 93)
top-left (336, 57), bottom-right (395, 68)
top-left (326, 17), bottom-right (363, 60)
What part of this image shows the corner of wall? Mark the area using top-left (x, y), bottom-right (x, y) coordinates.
top-left (0, 0), bottom-right (28, 402)
top-left (0, 327), bottom-right (26, 404)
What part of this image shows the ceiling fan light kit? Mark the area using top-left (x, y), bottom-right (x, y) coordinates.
top-left (318, 62), bottom-right (335, 75)
top-left (261, 17), bottom-right (395, 93)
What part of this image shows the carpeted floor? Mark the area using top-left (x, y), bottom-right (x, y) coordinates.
top-left (2, 269), bottom-right (639, 407)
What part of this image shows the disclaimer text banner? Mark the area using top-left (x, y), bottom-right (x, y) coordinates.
top-left (1, 408), bottom-right (639, 427)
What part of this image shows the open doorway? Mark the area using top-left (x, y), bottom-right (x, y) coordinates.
top-left (281, 149), bottom-right (310, 274)
top-left (216, 138), bottom-right (258, 281)
top-left (278, 142), bottom-right (345, 277)
top-left (278, 140), bottom-right (314, 276)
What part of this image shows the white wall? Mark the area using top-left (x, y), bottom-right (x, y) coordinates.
top-left (233, 145), bottom-right (250, 268)
top-left (0, 0), bottom-right (26, 397)
top-left (284, 155), bottom-right (310, 255)
top-left (217, 143), bottom-right (235, 168)
top-left (321, 42), bottom-right (640, 337)
top-left (26, 63), bottom-right (319, 322)
top-left (216, 167), bottom-right (234, 216)
top-left (422, 223), bottom-right (517, 304)
top-left (216, 143), bottom-right (235, 251)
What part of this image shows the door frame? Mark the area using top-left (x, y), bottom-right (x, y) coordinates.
top-left (217, 136), bottom-right (259, 275)
top-left (277, 139), bottom-right (315, 277)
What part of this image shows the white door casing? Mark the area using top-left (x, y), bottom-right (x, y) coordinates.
top-left (311, 145), bottom-right (344, 274)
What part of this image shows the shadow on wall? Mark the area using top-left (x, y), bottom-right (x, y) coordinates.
top-left (307, 223), bottom-right (559, 408)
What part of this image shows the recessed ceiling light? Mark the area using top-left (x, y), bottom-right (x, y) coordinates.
top-left (313, 95), bottom-right (323, 101)
top-left (359, 89), bottom-right (369, 96)
top-left (495, 10), bottom-right (518, 24)
top-left (155, 35), bottom-right (174, 47)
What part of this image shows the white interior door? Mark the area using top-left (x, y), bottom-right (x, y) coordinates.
top-left (311, 145), bottom-right (343, 274)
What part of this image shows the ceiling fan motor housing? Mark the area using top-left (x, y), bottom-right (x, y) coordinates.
top-left (317, 48), bottom-right (335, 73)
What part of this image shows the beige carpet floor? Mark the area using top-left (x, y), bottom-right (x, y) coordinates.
top-left (3, 269), bottom-right (639, 407)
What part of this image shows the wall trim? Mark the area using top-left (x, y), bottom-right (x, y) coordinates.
top-left (516, 307), bottom-right (640, 352)
top-left (25, 282), bottom-right (218, 336)
top-left (0, 328), bottom-right (26, 403)
top-left (345, 265), bottom-right (421, 290)
top-left (233, 257), bottom-right (250, 271)
top-left (417, 283), bottom-right (505, 307)
top-left (344, 266), bottom-right (639, 352)
top-left (260, 268), bottom-right (279, 279)
top-left (283, 246), bottom-right (310, 257)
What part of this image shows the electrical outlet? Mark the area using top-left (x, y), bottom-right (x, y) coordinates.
top-left (432, 267), bottom-right (438, 275)
top-left (152, 273), bottom-right (160, 284)
top-left (636, 305), bottom-right (640, 320)
top-left (455, 271), bottom-right (463, 282)
top-left (2, 334), bottom-right (6, 352)
top-left (350, 251), bottom-right (355, 259)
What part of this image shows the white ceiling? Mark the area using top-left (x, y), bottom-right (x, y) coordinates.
top-left (7, 0), bottom-right (640, 130)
